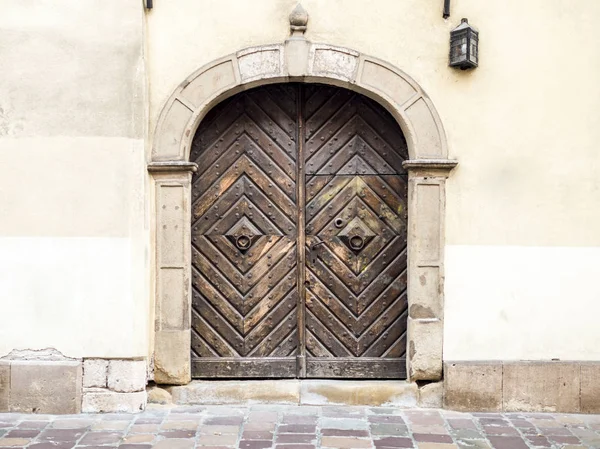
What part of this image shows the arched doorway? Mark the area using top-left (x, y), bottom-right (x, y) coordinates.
top-left (148, 42), bottom-right (456, 385)
top-left (189, 83), bottom-right (408, 379)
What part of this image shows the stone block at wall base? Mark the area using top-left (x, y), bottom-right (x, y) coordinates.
top-left (444, 362), bottom-right (503, 412)
top-left (418, 381), bottom-right (443, 408)
top-left (82, 389), bottom-right (147, 413)
top-left (83, 359), bottom-right (108, 388)
top-left (445, 361), bottom-right (600, 413)
top-left (503, 362), bottom-right (579, 412)
top-left (9, 360), bottom-right (82, 414)
top-left (108, 360), bottom-right (146, 393)
top-left (581, 363), bottom-right (600, 413)
top-left (0, 362), bottom-right (9, 411)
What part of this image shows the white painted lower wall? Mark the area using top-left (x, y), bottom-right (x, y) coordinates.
top-left (444, 245), bottom-right (600, 361)
top-left (0, 237), bottom-right (148, 358)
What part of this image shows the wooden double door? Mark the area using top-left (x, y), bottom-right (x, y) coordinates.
top-left (190, 84), bottom-right (409, 379)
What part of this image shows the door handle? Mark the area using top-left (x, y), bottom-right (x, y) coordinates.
top-left (309, 241), bottom-right (326, 265)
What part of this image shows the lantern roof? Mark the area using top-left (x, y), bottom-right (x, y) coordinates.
top-left (452, 18), bottom-right (478, 33)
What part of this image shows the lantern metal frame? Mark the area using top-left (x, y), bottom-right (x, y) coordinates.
top-left (449, 18), bottom-right (479, 70)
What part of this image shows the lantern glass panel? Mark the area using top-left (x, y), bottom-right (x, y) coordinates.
top-left (469, 37), bottom-right (478, 64)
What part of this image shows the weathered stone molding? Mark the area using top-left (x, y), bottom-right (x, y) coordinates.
top-left (149, 40), bottom-right (457, 384)
top-left (147, 161), bottom-right (198, 173)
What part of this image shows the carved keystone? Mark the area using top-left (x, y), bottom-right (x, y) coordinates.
top-left (286, 4), bottom-right (310, 77)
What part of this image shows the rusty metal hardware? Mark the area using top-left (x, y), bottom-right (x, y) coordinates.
top-left (309, 241), bottom-right (326, 265)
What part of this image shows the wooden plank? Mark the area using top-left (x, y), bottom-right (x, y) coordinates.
top-left (192, 358), bottom-right (297, 378)
top-left (306, 358), bottom-right (407, 379)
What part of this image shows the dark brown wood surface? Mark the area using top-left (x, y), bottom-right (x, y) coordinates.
top-left (303, 85), bottom-right (408, 378)
top-left (190, 84), bottom-right (408, 379)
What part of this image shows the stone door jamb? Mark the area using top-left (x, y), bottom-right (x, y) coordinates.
top-left (148, 41), bottom-right (457, 385)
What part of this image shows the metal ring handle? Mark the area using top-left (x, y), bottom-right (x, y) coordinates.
top-left (236, 235), bottom-right (251, 250)
top-left (349, 235), bottom-right (365, 250)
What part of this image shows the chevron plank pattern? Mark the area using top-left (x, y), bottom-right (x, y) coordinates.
top-left (190, 83), bottom-right (409, 379)
top-left (190, 86), bottom-right (300, 375)
top-left (304, 85), bottom-right (408, 365)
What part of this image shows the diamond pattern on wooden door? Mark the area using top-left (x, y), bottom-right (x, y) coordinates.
top-left (303, 85), bottom-right (409, 378)
top-left (190, 86), bottom-right (300, 378)
top-left (190, 83), bottom-right (409, 379)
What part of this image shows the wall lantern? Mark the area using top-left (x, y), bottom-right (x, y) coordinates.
top-left (449, 18), bottom-right (479, 69)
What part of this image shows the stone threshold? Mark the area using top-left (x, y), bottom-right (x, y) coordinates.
top-left (152, 380), bottom-right (442, 408)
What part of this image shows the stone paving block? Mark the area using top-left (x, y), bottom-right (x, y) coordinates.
top-left (374, 436), bottom-right (414, 448)
top-left (50, 418), bottom-right (95, 429)
top-left (128, 423), bottom-right (160, 433)
top-left (275, 445), bottom-right (315, 449)
top-left (283, 415), bottom-right (317, 424)
top-left (457, 441), bottom-right (492, 449)
top-left (370, 423), bottom-right (409, 435)
top-left (276, 433), bottom-right (315, 444)
top-left (322, 429), bottom-right (370, 437)
top-left (201, 424), bottom-right (240, 434)
top-left (161, 429), bottom-right (197, 438)
top-left (320, 417), bottom-right (368, 430)
top-left (9, 361), bottom-right (82, 414)
top-left (487, 436), bottom-right (529, 449)
top-left (321, 436), bottom-right (372, 448)
top-left (122, 433), bottom-right (155, 443)
top-left (0, 438), bottom-right (32, 446)
top-left (411, 424), bottom-right (449, 434)
top-left (161, 420), bottom-right (198, 430)
top-left (6, 428), bottom-right (40, 438)
top-left (16, 420), bottom-right (48, 429)
top-left (197, 433), bottom-right (239, 445)
top-left (278, 424), bottom-right (316, 433)
top-left (204, 415), bottom-right (245, 425)
top-left (239, 440), bottom-right (273, 449)
top-left (91, 420), bottom-right (130, 430)
top-left (243, 429), bottom-right (275, 439)
top-left (38, 428), bottom-right (85, 442)
top-left (29, 443), bottom-right (78, 449)
top-left (153, 439), bottom-right (194, 449)
top-left (414, 433), bottom-right (453, 443)
top-left (417, 444), bottom-right (459, 449)
top-left (78, 431), bottom-right (123, 445)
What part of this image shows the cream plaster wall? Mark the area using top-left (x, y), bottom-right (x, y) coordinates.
top-left (147, 0), bottom-right (600, 361)
top-left (0, 1), bottom-right (148, 358)
top-left (1, 0), bottom-right (599, 362)
top-left (444, 246), bottom-right (600, 361)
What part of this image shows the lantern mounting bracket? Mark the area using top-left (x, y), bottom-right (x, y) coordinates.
top-left (443, 0), bottom-right (451, 18)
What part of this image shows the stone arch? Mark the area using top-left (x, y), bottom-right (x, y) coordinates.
top-left (148, 42), bottom-right (457, 386)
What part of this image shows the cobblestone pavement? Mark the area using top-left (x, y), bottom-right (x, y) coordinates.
top-left (1, 406), bottom-right (600, 449)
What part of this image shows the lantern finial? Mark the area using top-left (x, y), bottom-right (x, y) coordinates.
top-left (289, 4), bottom-right (308, 37)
